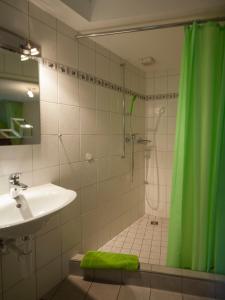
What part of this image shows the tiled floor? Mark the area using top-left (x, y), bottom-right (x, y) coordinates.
top-left (99, 215), bottom-right (168, 265)
top-left (45, 275), bottom-right (216, 300)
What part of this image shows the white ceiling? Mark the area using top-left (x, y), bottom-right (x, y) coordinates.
top-left (32, 0), bottom-right (225, 72)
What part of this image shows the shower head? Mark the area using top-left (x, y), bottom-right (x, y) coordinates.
top-left (155, 106), bottom-right (166, 115)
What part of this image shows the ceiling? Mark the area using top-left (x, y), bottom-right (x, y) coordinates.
top-left (32, 0), bottom-right (225, 72)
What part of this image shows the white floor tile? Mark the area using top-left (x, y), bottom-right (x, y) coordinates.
top-left (98, 214), bottom-right (168, 266)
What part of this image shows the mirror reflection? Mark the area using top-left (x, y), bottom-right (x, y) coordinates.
top-left (0, 48), bottom-right (40, 145)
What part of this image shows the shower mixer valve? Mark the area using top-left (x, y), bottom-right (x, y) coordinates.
top-left (137, 138), bottom-right (152, 144)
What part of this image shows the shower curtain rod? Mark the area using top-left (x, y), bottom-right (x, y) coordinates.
top-left (76, 15), bottom-right (225, 38)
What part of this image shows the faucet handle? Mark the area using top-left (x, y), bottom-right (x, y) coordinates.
top-left (9, 172), bottom-right (21, 183)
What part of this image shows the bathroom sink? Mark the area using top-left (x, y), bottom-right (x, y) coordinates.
top-left (0, 183), bottom-right (77, 239)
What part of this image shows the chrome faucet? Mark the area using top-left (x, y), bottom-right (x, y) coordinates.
top-left (9, 173), bottom-right (28, 199)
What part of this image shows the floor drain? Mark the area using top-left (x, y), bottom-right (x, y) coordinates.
top-left (151, 221), bottom-right (158, 225)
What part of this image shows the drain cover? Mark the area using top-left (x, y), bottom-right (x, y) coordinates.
top-left (151, 221), bottom-right (158, 225)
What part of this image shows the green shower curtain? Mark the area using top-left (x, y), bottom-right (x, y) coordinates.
top-left (167, 22), bottom-right (225, 274)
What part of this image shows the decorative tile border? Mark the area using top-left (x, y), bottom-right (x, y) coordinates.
top-left (41, 58), bottom-right (178, 101)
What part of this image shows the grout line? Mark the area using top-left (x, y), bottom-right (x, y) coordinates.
top-left (116, 285), bottom-right (122, 300)
top-left (84, 281), bottom-right (93, 300)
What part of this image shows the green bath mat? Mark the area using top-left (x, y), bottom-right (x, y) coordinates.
top-left (80, 251), bottom-right (139, 271)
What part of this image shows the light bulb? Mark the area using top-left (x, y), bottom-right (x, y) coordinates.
top-left (30, 47), bottom-right (39, 56)
top-left (27, 89), bottom-right (34, 98)
top-left (21, 54), bottom-right (29, 61)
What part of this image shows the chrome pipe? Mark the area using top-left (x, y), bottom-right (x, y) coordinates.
top-left (76, 16), bottom-right (225, 39)
top-left (121, 63), bottom-right (126, 159)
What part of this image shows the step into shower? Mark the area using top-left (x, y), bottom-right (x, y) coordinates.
top-left (69, 254), bottom-right (225, 299)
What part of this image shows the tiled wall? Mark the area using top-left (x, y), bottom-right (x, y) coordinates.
top-left (0, 1), bottom-right (145, 299)
top-left (145, 72), bottom-right (179, 218)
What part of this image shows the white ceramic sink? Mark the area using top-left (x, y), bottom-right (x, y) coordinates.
top-left (0, 183), bottom-right (77, 239)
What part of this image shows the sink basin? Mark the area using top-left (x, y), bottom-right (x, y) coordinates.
top-left (0, 183), bottom-right (77, 239)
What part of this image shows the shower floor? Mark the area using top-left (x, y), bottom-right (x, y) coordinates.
top-left (98, 215), bottom-right (168, 265)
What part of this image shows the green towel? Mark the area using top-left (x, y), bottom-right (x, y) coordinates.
top-left (80, 251), bottom-right (139, 271)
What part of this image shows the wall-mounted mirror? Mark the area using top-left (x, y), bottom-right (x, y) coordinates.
top-left (0, 48), bottom-right (40, 145)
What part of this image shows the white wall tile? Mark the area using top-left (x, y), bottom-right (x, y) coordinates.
top-left (111, 113), bottom-right (123, 134)
top-left (78, 43), bottom-right (95, 74)
top-left (110, 61), bottom-right (122, 85)
top-left (167, 99), bottom-right (178, 117)
top-left (168, 134), bottom-right (176, 151)
top-left (80, 134), bottom-right (96, 160)
top-left (82, 209), bottom-right (99, 239)
top-left (57, 20), bottom-right (76, 38)
top-left (168, 75), bottom-right (179, 92)
top-left (57, 33), bottom-right (77, 67)
top-left (156, 117), bottom-right (167, 134)
top-left (110, 135), bottom-right (123, 156)
top-left (33, 166), bottom-right (59, 186)
top-left (37, 257), bottom-right (61, 299)
top-left (61, 218), bottom-right (81, 252)
top-left (0, 1), bottom-right (28, 37)
top-left (58, 72), bottom-right (79, 106)
top-left (4, 275), bottom-right (36, 300)
top-left (96, 53), bottom-right (110, 80)
top-left (59, 105), bottom-right (80, 134)
top-left (168, 117), bottom-right (177, 134)
top-left (59, 135), bottom-right (80, 164)
top-left (96, 111), bottom-right (110, 134)
top-left (96, 135), bottom-right (110, 158)
top-left (80, 108), bottom-right (96, 134)
top-left (36, 228), bottom-right (61, 269)
top-left (155, 134), bottom-right (168, 151)
top-left (155, 76), bottom-right (167, 94)
top-left (40, 101), bottom-right (58, 134)
top-left (2, 242), bottom-right (35, 290)
top-left (96, 86), bottom-right (111, 111)
top-left (79, 80), bottom-right (96, 109)
top-left (33, 135), bottom-right (59, 170)
top-left (60, 162), bottom-right (82, 190)
top-left (30, 2), bottom-right (56, 29)
top-left (0, 145), bottom-right (32, 176)
top-left (4, 0), bottom-right (28, 14)
top-left (97, 158), bottom-right (111, 182)
top-left (145, 77), bottom-right (154, 94)
top-left (60, 194), bottom-right (80, 224)
top-left (81, 161), bottom-right (97, 187)
top-left (110, 91), bottom-right (123, 113)
top-left (39, 65), bottom-right (58, 102)
top-left (36, 213), bottom-right (59, 237)
top-left (95, 44), bottom-right (109, 58)
top-left (81, 184), bottom-right (97, 214)
top-left (30, 18), bottom-right (57, 61)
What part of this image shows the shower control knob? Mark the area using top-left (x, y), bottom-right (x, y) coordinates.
top-left (85, 152), bottom-right (93, 162)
